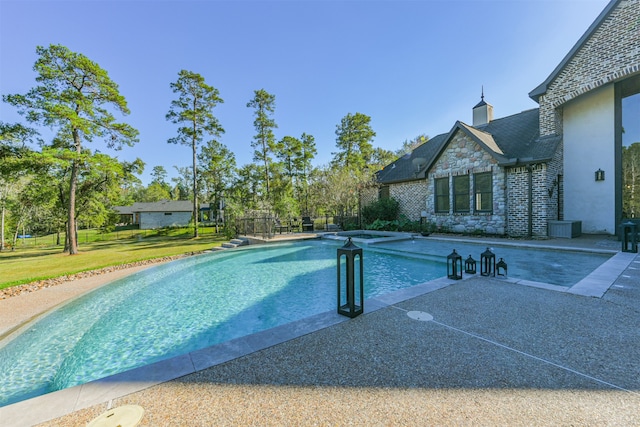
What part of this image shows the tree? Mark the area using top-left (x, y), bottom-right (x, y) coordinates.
top-left (151, 165), bottom-right (168, 185)
top-left (332, 112), bottom-right (376, 171)
top-left (0, 122), bottom-right (38, 251)
top-left (166, 70), bottom-right (224, 237)
top-left (247, 89), bottom-right (277, 207)
top-left (198, 139), bottom-right (236, 222)
top-left (395, 133), bottom-right (429, 157)
top-left (3, 44), bottom-right (139, 254)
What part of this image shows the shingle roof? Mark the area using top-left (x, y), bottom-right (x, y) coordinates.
top-left (376, 108), bottom-right (556, 184)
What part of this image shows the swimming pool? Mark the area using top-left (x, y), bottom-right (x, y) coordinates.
top-left (0, 237), bottom-right (612, 407)
top-left (0, 239), bottom-right (444, 407)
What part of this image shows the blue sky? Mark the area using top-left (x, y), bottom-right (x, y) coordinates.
top-left (1, 0), bottom-right (611, 185)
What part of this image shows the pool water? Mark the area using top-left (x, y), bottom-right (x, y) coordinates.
top-left (0, 240), bottom-right (444, 407)
top-left (374, 239), bottom-right (612, 287)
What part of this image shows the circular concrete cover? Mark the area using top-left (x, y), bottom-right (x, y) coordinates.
top-left (407, 311), bottom-right (433, 321)
top-left (87, 405), bottom-right (145, 427)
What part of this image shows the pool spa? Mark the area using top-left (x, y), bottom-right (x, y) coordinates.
top-left (0, 237), bottom-right (613, 407)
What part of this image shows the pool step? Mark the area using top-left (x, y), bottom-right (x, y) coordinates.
top-left (218, 237), bottom-right (250, 250)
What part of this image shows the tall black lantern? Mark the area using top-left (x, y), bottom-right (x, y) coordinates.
top-left (337, 237), bottom-right (364, 318)
top-left (480, 247), bottom-right (496, 277)
top-left (447, 249), bottom-right (463, 280)
top-left (496, 258), bottom-right (508, 277)
top-left (620, 221), bottom-right (638, 253)
top-left (465, 255), bottom-right (477, 274)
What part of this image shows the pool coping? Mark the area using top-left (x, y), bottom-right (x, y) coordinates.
top-left (0, 239), bottom-right (634, 426)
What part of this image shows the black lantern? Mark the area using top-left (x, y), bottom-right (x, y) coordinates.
top-left (447, 249), bottom-right (463, 280)
top-left (465, 255), bottom-right (477, 274)
top-left (595, 169), bottom-right (605, 181)
top-left (480, 247), bottom-right (496, 277)
top-left (620, 221), bottom-right (638, 253)
top-left (496, 258), bottom-right (508, 277)
top-left (337, 238), bottom-right (364, 318)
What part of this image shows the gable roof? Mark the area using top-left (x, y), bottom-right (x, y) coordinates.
top-left (529, 0), bottom-right (621, 102)
top-left (376, 108), bottom-right (551, 184)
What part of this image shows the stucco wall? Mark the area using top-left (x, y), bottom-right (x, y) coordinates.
top-left (563, 84), bottom-right (616, 233)
top-left (139, 212), bottom-right (192, 229)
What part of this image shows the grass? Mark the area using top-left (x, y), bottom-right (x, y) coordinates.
top-left (0, 227), bottom-right (228, 290)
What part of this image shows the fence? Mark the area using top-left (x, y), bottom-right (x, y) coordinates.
top-left (234, 216), bottom-right (360, 238)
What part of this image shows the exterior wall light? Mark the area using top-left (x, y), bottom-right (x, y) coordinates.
top-left (595, 169), bottom-right (605, 181)
top-left (447, 249), bottom-right (463, 280)
top-left (337, 237), bottom-right (364, 318)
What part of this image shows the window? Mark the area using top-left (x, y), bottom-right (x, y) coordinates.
top-left (453, 175), bottom-right (470, 213)
top-left (474, 172), bottom-right (493, 212)
top-left (379, 185), bottom-right (390, 200)
top-left (434, 177), bottom-right (449, 213)
top-left (164, 212), bottom-right (173, 216)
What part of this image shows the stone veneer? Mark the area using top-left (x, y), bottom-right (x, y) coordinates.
top-left (425, 131), bottom-right (507, 235)
top-left (538, 0), bottom-right (640, 136)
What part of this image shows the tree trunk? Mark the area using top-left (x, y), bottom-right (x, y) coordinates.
top-left (67, 129), bottom-right (81, 254)
top-left (192, 138), bottom-right (199, 238)
top-left (0, 203), bottom-right (5, 252)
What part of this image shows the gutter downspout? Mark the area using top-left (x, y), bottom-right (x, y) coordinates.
top-left (527, 165), bottom-right (533, 238)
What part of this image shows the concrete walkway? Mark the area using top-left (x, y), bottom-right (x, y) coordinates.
top-left (1, 235), bottom-right (639, 426)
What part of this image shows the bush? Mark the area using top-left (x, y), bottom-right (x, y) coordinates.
top-left (361, 198), bottom-right (400, 225)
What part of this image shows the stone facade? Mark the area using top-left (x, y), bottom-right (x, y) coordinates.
top-left (425, 131), bottom-right (507, 234)
top-left (538, 0), bottom-right (640, 136)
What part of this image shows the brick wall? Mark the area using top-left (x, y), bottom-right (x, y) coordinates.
top-left (539, 0), bottom-right (640, 136)
top-left (506, 163), bottom-right (555, 237)
top-left (389, 181), bottom-right (427, 221)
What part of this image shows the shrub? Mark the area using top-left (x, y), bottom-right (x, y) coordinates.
top-left (361, 198), bottom-right (400, 225)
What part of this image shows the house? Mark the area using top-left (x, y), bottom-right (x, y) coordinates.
top-left (114, 200), bottom-right (194, 229)
top-left (367, 0), bottom-right (640, 238)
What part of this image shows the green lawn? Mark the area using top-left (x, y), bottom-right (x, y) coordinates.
top-left (0, 229), bottom-right (228, 290)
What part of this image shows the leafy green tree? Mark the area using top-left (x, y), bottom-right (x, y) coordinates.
top-left (371, 147), bottom-right (396, 171)
top-left (166, 70), bottom-right (224, 237)
top-left (3, 44), bottom-right (139, 254)
top-left (298, 133), bottom-right (317, 214)
top-left (332, 112), bottom-right (376, 171)
top-left (0, 122), bottom-right (39, 251)
top-left (151, 165), bottom-right (168, 185)
top-left (623, 142), bottom-right (640, 218)
top-left (198, 139), bottom-right (236, 222)
top-left (395, 134), bottom-right (429, 157)
top-left (247, 89), bottom-right (277, 207)
top-left (171, 166), bottom-right (193, 201)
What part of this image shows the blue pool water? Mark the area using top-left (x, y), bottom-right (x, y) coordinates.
top-left (0, 238), bottom-right (612, 407)
top-left (0, 240), bottom-right (444, 407)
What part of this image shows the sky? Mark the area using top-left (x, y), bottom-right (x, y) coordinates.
top-left (0, 0), bottom-right (611, 186)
